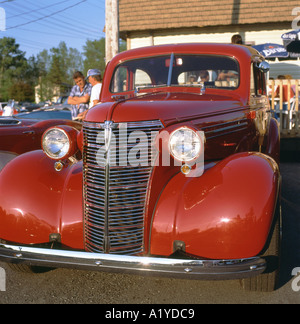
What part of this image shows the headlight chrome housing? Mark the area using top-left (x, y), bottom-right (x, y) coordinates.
top-left (169, 127), bottom-right (203, 162)
top-left (42, 126), bottom-right (78, 161)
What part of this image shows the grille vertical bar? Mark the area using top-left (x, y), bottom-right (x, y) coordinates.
top-left (83, 120), bottom-right (163, 255)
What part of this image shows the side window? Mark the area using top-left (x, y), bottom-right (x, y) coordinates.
top-left (111, 66), bottom-right (129, 93)
top-left (134, 69), bottom-right (152, 88)
top-left (251, 63), bottom-right (267, 96)
top-left (111, 68), bottom-right (152, 92)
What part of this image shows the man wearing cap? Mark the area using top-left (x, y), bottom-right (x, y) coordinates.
top-left (77, 69), bottom-right (102, 121)
top-left (87, 69), bottom-right (102, 108)
top-left (68, 71), bottom-right (92, 120)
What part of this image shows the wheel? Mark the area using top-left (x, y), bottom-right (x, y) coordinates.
top-left (8, 263), bottom-right (54, 274)
top-left (240, 203), bottom-right (281, 292)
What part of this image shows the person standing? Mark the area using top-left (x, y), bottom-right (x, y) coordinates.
top-left (77, 69), bottom-right (102, 120)
top-left (87, 69), bottom-right (102, 108)
top-left (68, 71), bottom-right (92, 120)
top-left (231, 34), bottom-right (243, 45)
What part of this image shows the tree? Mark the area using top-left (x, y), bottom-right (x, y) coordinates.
top-left (0, 37), bottom-right (127, 103)
top-left (0, 37), bottom-right (33, 101)
top-left (8, 81), bottom-right (34, 102)
top-left (49, 42), bottom-right (83, 84)
top-left (83, 38), bottom-right (106, 76)
top-left (35, 42), bottom-right (83, 102)
top-left (83, 37), bottom-right (126, 76)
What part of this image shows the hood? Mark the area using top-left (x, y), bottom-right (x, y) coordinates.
top-left (0, 117), bottom-right (36, 127)
top-left (86, 92), bottom-right (246, 127)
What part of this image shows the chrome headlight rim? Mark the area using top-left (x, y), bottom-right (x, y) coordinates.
top-left (169, 126), bottom-right (203, 163)
top-left (42, 127), bottom-right (71, 160)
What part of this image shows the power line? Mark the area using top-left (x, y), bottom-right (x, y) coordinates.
top-left (7, 0), bottom-right (72, 19)
top-left (6, 0), bottom-right (103, 38)
top-left (17, 27), bottom-right (98, 41)
top-left (2, 0), bottom-right (106, 57)
top-left (6, 1), bottom-right (100, 38)
top-left (6, 0), bottom-right (87, 30)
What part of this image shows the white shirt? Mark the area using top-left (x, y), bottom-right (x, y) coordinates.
top-left (2, 106), bottom-right (13, 116)
top-left (89, 83), bottom-right (102, 108)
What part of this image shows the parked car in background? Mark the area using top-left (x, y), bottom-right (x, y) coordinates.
top-left (45, 98), bottom-right (72, 112)
top-left (0, 114), bottom-right (80, 171)
top-left (0, 102), bottom-right (8, 116)
top-left (0, 44), bottom-right (281, 292)
top-left (0, 100), bottom-right (20, 116)
top-left (17, 108), bottom-right (72, 120)
top-left (19, 101), bottom-right (43, 112)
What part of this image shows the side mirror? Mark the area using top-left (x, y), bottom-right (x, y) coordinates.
top-left (258, 61), bottom-right (270, 73)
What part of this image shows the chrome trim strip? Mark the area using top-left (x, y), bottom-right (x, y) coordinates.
top-left (0, 118), bottom-right (21, 126)
top-left (0, 244), bottom-right (266, 280)
top-left (202, 119), bottom-right (249, 139)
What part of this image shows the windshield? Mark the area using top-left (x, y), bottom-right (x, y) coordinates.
top-left (110, 54), bottom-right (240, 94)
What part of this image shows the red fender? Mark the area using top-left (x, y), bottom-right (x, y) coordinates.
top-left (150, 152), bottom-right (280, 259)
top-left (0, 151), bottom-right (84, 249)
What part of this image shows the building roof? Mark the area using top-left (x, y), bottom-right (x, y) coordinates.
top-left (119, 0), bottom-right (299, 33)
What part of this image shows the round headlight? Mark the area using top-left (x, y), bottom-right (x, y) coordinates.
top-left (169, 127), bottom-right (202, 162)
top-left (42, 128), bottom-right (71, 160)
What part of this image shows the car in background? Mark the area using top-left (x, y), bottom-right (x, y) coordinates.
top-left (0, 100), bottom-right (31, 116)
top-left (0, 102), bottom-right (8, 115)
top-left (45, 98), bottom-right (72, 112)
top-left (0, 114), bottom-right (80, 171)
top-left (17, 109), bottom-right (72, 120)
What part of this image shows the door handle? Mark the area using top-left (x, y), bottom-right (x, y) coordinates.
top-left (23, 131), bottom-right (35, 135)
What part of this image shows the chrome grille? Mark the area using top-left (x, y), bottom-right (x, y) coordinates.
top-left (83, 120), bottom-right (163, 255)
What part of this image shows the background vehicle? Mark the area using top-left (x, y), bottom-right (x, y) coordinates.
top-left (17, 109), bottom-right (72, 120)
top-left (0, 44), bottom-right (281, 292)
top-left (0, 114), bottom-right (79, 171)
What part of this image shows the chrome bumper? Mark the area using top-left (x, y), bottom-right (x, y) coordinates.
top-left (0, 243), bottom-right (266, 280)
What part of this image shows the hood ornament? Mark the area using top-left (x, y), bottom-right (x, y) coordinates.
top-left (103, 121), bottom-right (114, 153)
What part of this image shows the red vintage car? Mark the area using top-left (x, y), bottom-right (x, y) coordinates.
top-left (0, 114), bottom-right (81, 171)
top-left (0, 44), bottom-right (281, 292)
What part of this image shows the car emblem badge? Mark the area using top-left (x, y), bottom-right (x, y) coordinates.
top-left (103, 121), bottom-right (114, 153)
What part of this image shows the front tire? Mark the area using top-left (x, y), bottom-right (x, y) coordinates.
top-left (8, 263), bottom-right (54, 274)
top-left (240, 204), bottom-right (281, 292)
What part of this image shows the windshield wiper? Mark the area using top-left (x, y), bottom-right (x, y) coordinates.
top-left (134, 84), bottom-right (168, 95)
top-left (167, 53), bottom-right (175, 86)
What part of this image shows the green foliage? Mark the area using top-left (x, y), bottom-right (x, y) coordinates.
top-left (0, 37), bottom-right (127, 103)
top-left (36, 41), bottom-right (84, 101)
top-left (83, 38), bottom-right (106, 76)
top-left (0, 37), bottom-right (34, 101)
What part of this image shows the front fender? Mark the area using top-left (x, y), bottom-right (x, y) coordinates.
top-left (0, 151), bottom-right (84, 249)
top-left (150, 152), bottom-right (280, 259)
top-left (0, 151), bottom-right (18, 172)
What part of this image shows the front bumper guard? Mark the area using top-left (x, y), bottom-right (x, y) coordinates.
top-left (0, 243), bottom-right (266, 280)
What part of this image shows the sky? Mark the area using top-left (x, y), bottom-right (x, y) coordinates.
top-left (0, 0), bottom-right (106, 58)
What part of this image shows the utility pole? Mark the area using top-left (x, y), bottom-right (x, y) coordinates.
top-left (105, 0), bottom-right (119, 64)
